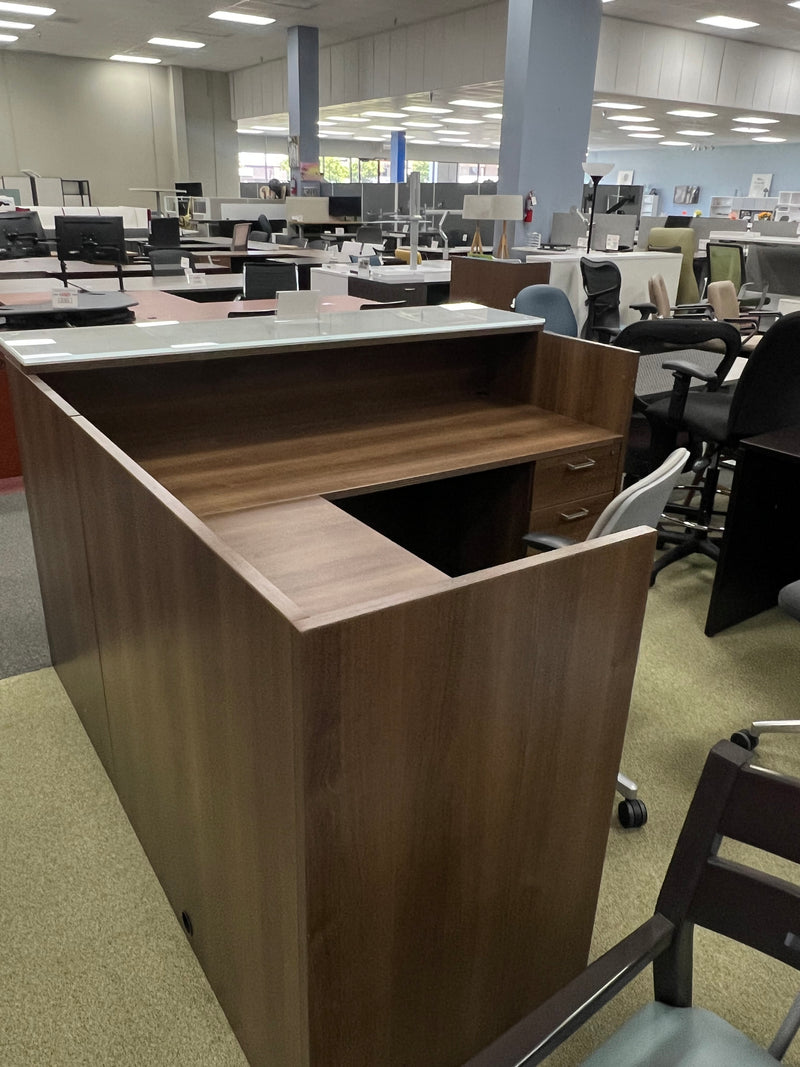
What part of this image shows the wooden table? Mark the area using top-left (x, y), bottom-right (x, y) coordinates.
top-left (5, 308), bottom-right (653, 1066)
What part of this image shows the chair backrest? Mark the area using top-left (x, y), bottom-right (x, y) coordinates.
top-left (647, 226), bottom-right (699, 304)
top-left (356, 224), bottom-right (383, 245)
top-left (255, 213), bottom-right (272, 237)
top-left (614, 317), bottom-right (742, 398)
top-left (587, 448), bottom-right (688, 538)
top-left (706, 279), bottom-right (740, 321)
top-left (513, 284), bottom-right (578, 336)
top-left (248, 231), bottom-right (271, 244)
top-left (148, 248), bottom-right (196, 276)
top-left (395, 248), bottom-right (422, 265)
top-left (652, 739), bottom-right (800, 1005)
top-left (647, 274), bottom-right (671, 318)
top-left (307, 239), bottom-right (327, 250)
top-left (284, 235), bottom-right (308, 248)
top-left (579, 257), bottom-right (622, 340)
top-left (707, 242), bottom-right (745, 290)
top-left (727, 310), bottom-right (800, 440)
top-left (241, 260), bottom-right (299, 299)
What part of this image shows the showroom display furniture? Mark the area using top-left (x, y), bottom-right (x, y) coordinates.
top-left (579, 257), bottom-right (622, 342)
top-left (514, 284), bottom-right (578, 335)
top-left (449, 255), bottom-right (550, 309)
top-left (6, 306), bottom-right (652, 1067)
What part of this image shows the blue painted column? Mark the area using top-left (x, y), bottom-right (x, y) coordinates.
top-left (390, 132), bottom-right (406, 183)
top-left (499, 0), bottom-right (602, 246)
top-left (287, 25), bottom-right (320, 194)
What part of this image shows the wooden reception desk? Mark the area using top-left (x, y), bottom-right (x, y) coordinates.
top-left (6, 306), bottom-right (653, 1067)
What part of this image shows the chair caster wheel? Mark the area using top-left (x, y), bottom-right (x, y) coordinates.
top-left (618, 798), bottom-right (648, 828)
top-left (730, 729), bottom-right (758, 751)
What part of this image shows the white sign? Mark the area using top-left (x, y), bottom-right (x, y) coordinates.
top-left (605, 233), bottom-right (620, 251)
top-left (276, 289), bottom-right (321, 319)
top-left (51, 289), bottom-right (79, 308)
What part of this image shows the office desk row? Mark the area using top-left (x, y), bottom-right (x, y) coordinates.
top-left (5, 306), bottom-right (653, 1066)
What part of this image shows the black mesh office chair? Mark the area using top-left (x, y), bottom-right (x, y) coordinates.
top-left (356, 224), bottom-right (384, 245)
top-left (148, 248), bottom-right (196, 276)
top-left (254, 213), bottom-right (272, 239)
top-left (641, 311), bottom-right (800, 578)
top-left (282, 235), bottom-right (308, 248)
top-left (240, 260), bottom-right (298, 299)
top-left (579, 258), bottom-right (622, 342)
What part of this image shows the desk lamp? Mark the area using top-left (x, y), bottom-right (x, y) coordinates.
top-left (462, 194), bottom-right (523, 258)
top-left (582, 161), bottom-right (614, 253)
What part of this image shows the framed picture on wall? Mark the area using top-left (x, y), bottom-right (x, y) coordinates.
top-left (749, 173), bottom-right (773, 197)
top-left (617, 169), bottom-right (634, 185)
top-left (674, 185), bottom-right (700, 204)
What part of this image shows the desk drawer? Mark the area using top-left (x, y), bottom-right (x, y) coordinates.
top-left (527, 491), bottom-right (614, 543)
top-left (533, 443), bottom-right (620, 507)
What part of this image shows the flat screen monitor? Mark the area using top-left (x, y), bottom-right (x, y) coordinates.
top-left (329, 196), bottom-right (361, 219)
top-left (149, 216), bottom-right (181, 247)
top-left (0, 210), bottom-right (47, 255)
top-left (231, 221), bottom-right (252, 251)
top-left (191, 197), bottom-right (210, 220)
top-left (55, 215), bottom-right (127, 264)
top-left (664, 215), bottom-right (693, 228)
top-left (176, 181), bottom-right (203, 198)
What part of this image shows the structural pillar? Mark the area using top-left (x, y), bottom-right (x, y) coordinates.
top-left (498, 0), bottom-right (602, 246)
top-left (287, 25), bottom-right (320, 194)
top-left (390, 131), bottom-right (406, 183)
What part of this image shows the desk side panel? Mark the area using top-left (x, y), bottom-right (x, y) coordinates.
top-left (7, 368), bottom-right (113, 772)
top-left (298, 529), bottom-right (655, 1067)
top-left (449, 257), bottom-right (551, 309)
top-left (67, 423), bottom-right (307, 1067)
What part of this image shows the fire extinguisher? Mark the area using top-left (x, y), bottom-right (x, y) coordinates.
top-left (524, 190), bottom-right (536, 224)
top-left (290, 177), bottom-right (298, 196)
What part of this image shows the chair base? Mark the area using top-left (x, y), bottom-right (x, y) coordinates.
top-left (616, 772), bottom-right (647, 828)
top-left (651, 530), bottom-right (720, 582)
top-left (730, 721), bottom-right (800, 751)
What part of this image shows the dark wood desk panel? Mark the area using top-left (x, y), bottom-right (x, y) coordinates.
top-left (449, 256), bottom-right (551, 310)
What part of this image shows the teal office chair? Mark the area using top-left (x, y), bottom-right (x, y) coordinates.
top-left (514, 284), bottom-right (578, 336)
top-left (463, 739), bottom-right (800, 1066)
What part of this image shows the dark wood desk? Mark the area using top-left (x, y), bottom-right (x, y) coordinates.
top-left (706, 426), bottom-right (800, 635)
top-left (6, 308), bottom-right (652, 1066)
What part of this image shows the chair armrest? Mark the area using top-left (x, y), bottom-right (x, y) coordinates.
top-left (661, 361), bottom-right (717, 422)
top-left (463, 914), bottom-right (676, 1066)
top-left (522, 532), bottom-right (577, 551)
top-left (630, 301), bottom-right (657, 319)
top-left (661, 360), bottom-right (717, 383)
top-left (671, 302), bottom-right (713, 318)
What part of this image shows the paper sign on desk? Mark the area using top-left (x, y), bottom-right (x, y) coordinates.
top-left (51, 289), bottom-right (79, 308)
top-left (276, 289), bottom-right (321, 319)
top-left (576, 237), bottom-right (588, 250)
top-left (184, 269), bottom-right (207, 287)
top-left (606, 234), bottom-right (620, 251)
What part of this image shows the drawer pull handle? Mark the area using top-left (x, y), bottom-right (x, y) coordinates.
top-left (560, 508), bottom-right (590, 522)
top-left (566, 458), bottom-right (596, 471)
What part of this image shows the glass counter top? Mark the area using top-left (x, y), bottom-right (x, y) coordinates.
top-left (1, 304), bottom-right (544, 373)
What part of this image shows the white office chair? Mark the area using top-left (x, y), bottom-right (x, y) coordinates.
top-left (524, 447), bottom-right (690, 827)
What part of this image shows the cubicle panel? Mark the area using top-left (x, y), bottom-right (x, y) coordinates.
top-left (299, 527), bottom-right (655, 1066)
top-left (590, 213), bottom-right (636, 251)
top-left (636, 215), bottom-right (667, 248)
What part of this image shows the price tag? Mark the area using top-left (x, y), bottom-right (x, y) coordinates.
top-left (185, 270), bottom-right (207, 287)
top-left (51, 290), bottom-right (79, 308)
top-left (576, 236), bottom-right (588, 250)
top-left (605, 233), bottom-right (620, 251)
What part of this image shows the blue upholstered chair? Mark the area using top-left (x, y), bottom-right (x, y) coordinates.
top-left (514, 283), bottom-right (578, 336)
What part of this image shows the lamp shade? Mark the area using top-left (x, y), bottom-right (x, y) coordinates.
top-left (462, 194), bottom-right (523, 220)
top-left (582, 161), bottom-right (614, 181)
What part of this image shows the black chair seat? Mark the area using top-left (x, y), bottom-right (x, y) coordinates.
top-left (647, 390), bottom-right (731, 443)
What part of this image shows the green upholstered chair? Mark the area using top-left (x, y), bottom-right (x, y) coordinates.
top-left (647, 225), bottom-right (699, 304)
top-left (463, 739), bottom-right (800, 1066)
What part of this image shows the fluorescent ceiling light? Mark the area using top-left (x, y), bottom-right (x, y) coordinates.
top-left (148, 36), bottom-right (205, 48)
top-left (321, 131), bottom-right (353, 137)
top-left (676, 129), bottom-right (714, 136)
top-left (460, 143), bottom-right (487, 148)
top-left (484, 112), bottom-right (503, 119)
top-left (326, 116), bottom-right (369, 123)
top-left (790, 1), bottom-right (800, 7)
top-left (697, 15), bottom-right (758, 28)
top-left (753, 136), bottom-right (786, 142)
top-left (368, 124), bottom-right (404, 131)
top-left (628, 132), bottom-right (663, 138)
top-left (209, 10), bottom-right (275, 25)
top-left (659, 140), bottom-right (690, 146)
top-left (0, 19), bottom-right (33, 27)
top-left (252, 125), bottom-right (287, 132)
top-left (733, 115), bottom-right (778, 123)
top-left (448, 98), bottom-right (497, 108)
top-left (402, 105), bottom-right (452, 114)
top-left (354, 135), bottom-right (387, 141)
top-left (409, 139), bottom-right (440, 145)
top-left (402, 121), bottom-right (441, 128)
top-left (609, 114), bottom-right (654, 121)
top-left (0, 2), bottom-right (53, 13)
top-left (667, 108), bottom-right (717, 118)
top-left (732, 125), bottom-right (766, 132)
top-left (110, 54), bottom-right (160, 63)
top-left (619, 125), bottom-right (660, 132)
top-left (0, 31), bottom-right (17, 38)
top-left (441, 117), bottom-right (484, 125)
top-left (362, 110), bottom-right (405, 118)
top-left (593, 101), bottom-right (643, 110)
top-left (317, 120), bottom-right (336, 125)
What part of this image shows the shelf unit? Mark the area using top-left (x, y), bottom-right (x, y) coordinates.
top-left (775, 191), bottom-right (800, 222)
top-left (709, 194), bottom-right (778, 218)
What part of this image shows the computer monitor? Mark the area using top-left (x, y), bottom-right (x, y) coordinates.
top-left (54, 215), bottom-right (127, 264)
top-left (329, 196), bottom-right (361, 219)
top-left (231, 222), bottom-right (252, 251)
top-left (664, 215), bottom-right (693, 228)
top-left (162, 195), bottom-right (180, 218)
top-left (191, 197), bottom-right (210, 220)
top-left (0, 210), bottom-right (47, 256)
top-left (149, 216), bottom-right (181, 247)
top-left (176, 181), bottom-right (203, 198)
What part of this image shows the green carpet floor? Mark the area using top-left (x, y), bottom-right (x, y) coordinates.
top-left (2, 551), bottom-right (800, 1064)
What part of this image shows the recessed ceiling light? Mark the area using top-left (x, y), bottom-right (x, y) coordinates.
top-left (732, 125), bottom-right (766, 133)
top-left (667, 109), bottom-right (718, 118)
top-left (209, 10), bottom-right (275, 25)
top-left (252, 125), bottom-right (288, 132)
top-left (593, 101), bottom-right (643, 110)
top-left (368, 124), bottom-right (404, 131)
top-left (448, 98), bottom-right (497, 108)
top-left (361, 111), bottom-right (405, 118)
top-left (659, 141), bottom-right (691, 146)
top-left (441, 117), bottom-right (484, 125)
top-left (326, 116), bottom-right (369, 123)
top-left (753, 136), bottom-right (786, 142)
top-left (0, 31), bottom-right (17, 39)
top-left (320, 131), bottom-right (353, 137)
top-left (317, 120), bottom-right (336, 125)
top-left (354, 135), bottom-right (387, 141)
top-left (402, 105), bottom-right (453, 114)
top-left (628, 132), bottom-right (663, 138)
top-left (110, 54), bottom-right (160, 63)
top-left (619, 125), bottom-right (661, 132)
top-left (733, 115), bottom-right (778, 123)
top-left (790, 1), bottom-right (800, 8)
top-left (408, 139), bottom-right (440, 145)
top-left (148, 37), bottom-right (205, 48)
top-left (608, 114), bottom-right (654, 121)
top-left (402, 121), bottom-right (441, 128)
top-left (676, 129), bottom-right (715, 136)
top-left (0, 2), bottom-right (52, 13)
top-left (697, 15), bottom-right (758, 28)
top-left (0, 19), bottom-right (33, 27)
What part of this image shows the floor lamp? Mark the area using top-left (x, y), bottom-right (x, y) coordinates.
top-left (462, 194), bottom-right (523, 258)
top-left (582, 161), bottom-right (614, 252)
